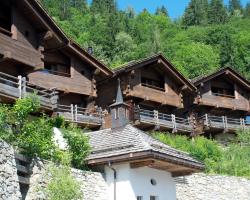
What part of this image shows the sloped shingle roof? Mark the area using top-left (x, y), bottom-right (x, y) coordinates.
top-left (86, 124), bottom-right (204, 170)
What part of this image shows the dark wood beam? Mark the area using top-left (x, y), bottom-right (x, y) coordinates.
top-left (130, 160), bottom-right (155, 168)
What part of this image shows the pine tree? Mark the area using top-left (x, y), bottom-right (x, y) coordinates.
top-left (208, 0), bottom-right (228, 24)
top-left (183, 0), bottom-right (209, 26)
top-left (156, 6), bottom-right (169, 17)
top-left (228, 0), bottom-right (242, 14)
top-left (91, 0), bottom-right (117, 14)
top-left (70, 0), bottom-right (87, 10)
top-left (244, 2), bottom-right (250, 18)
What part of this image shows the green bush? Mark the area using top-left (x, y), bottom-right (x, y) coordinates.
top-left (154, 131), bottom-right (250, 178)
top-left (0, 96), bottom-right (90, 169)
top-left (46, 153), bottom-right (83, 200)
top-left (153, 133), bottom-right (222, 171)
top-left (61, 125), bottom-right (90, 169)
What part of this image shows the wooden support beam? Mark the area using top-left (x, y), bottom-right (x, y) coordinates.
top-left (18, 176), bottom-right (30, 185)
top-left (130, 160), bottom-right (155, 168)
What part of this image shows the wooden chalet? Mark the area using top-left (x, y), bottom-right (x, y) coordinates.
top-left (0, 0), bottom-right (112, 128)
top-left (97, 54), bottom-right (197, 133)
top-left (192, 67), bottom-right (250, 135)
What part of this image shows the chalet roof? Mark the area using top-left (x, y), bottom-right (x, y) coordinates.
top-left (192, 67), bottom-right (250, 90)
top-left (21, 0), bottom-right (112, 76)
top-left (113, 54), bottom-right (196, 92)
top-left (86, 124), bottom-right (204, 173)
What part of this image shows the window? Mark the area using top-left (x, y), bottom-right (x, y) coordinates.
top-left (44, 63), bottom-right (71, 77)
top-left (115, 108), bottom-right (119, 119)
top-left (141, 77), bottom-right (165, 91)
top-left (150, 196), bottom-right (158, 200)
top-left (0, 1), bottom-right (11, 35)
top-left (137, 196), bottom-right (143, 200)
top-left (150, 179), bottom-right (157, 186)
top-left (211, 87), bottom-right (235, 98)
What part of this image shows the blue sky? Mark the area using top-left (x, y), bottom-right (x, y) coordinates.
top-left (88, 0), bottom-right (249, 19)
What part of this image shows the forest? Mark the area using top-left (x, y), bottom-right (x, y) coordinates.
top-left (39, 0), bottom-right (250, 79)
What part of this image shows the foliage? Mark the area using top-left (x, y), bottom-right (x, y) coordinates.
top-left (61, 124), bottom-right (90, 169)
top-left (153, 133), bottom-right (222, 172)
top-left (154, 131), bottom-right (250, 178)
top-left (0, 96), bottom-right (90, 169)
top-left (46, 152), bottom-right (83, 200)
top-left (39, 0), bottom-right (250, 80)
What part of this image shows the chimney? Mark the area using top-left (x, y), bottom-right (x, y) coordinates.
top-left (87, 47), bottom-right (93, 55)
top-left (109, 79), bottom-right (129, 129)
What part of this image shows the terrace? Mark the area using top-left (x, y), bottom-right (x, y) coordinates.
top-left (56, 104), bottom-right (103, 128)
top-left (201, 114), bottom-right (246, 132)
top-left (0, 72), bottom-right (58, 110)
top-left (133, 106), bottom-right (193, 133)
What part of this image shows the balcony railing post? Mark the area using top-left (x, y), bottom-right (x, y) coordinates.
top-left (71, 104), bottom-right (74, 122)
top-left (75, 105), bottom-right (78, 122)
top-left (223, 116), bottom-right (228, 130)
top-left (154, 110), bottom-right (159, 125)
top-left (22, 77), bottom-right (26, 98)
top-left (205, 114), bottom-right (209, 126)
top-left (171, 114), bottom-right (177, 132)
top-left (18, 75), bottom-right (22, 99)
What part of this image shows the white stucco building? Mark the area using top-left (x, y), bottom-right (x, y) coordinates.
top-left (86, 82), bottom-right (204, 200)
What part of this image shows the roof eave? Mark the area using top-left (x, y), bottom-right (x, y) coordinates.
top-left (87, 150), bottom-right (204, 172)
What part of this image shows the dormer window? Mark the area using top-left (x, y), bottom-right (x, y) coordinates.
top-left (211, 87), bottom-right (235, 98)
top-left (141, 77), bottom-right (165, 91)
top-left (0, 1), bottom-right (12, 36)
top-left (44, 63), bottom-right (71, 77)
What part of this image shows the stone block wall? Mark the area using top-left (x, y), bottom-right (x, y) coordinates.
top-left (176, 173), bottom-right (250, 200)
top-left (26, 159), bottom-right (108, 200)
top-left (0, 140), bottom-right (22, 200)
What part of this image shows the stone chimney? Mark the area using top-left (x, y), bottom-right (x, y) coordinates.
top-left (109, 79), bottom-right (129, 129)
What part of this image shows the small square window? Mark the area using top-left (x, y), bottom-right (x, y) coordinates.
top-left (137, 196), bottom-right (143, 200)
top-left (150, 196), bottom-right (158, 200)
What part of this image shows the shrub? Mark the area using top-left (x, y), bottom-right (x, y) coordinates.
top-left (46, 152), bottom-right (83, 200)
top-left (0, 96), bottom-right (90, 169)
top-left (153, 132), bottom-right (223, 173)
top-left (61, 124), bottom-right (90, 169)
top-left (154, 131), bottom-right (250, 178)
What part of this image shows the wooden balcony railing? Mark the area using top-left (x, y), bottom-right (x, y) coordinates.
top-left (201, 114), bottom-right (246, 131)
top-left (0, 72), bottom-right (58, 110)
top-left (57, 104), bottom-right (103, 127)
top-left (134, 106), bottom-right (193, 132)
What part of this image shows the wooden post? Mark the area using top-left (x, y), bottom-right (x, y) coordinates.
top-left (222, 116), bottom-right (226, 129)
top-left (22, 77), bottom-right (26, 98)
top-left (154, 110), bottom-right (159, 125)
top-left (18, 76), bottom-right (22, 99)
top-left (205, 114), bottom-right (209, 126)
top-left (171, 114), bottom-right (177, 132)
top-left (75, 105), bottom-right (78, 122)
top-left (71, 104), bottom-right (74, 122)
top-left (223, 116), bottom-right (228, 130)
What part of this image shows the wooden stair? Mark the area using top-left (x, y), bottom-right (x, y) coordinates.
top-left (14, 153), bottom-right (31, 200)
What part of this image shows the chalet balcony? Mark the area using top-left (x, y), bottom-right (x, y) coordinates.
top-left (56, 104), bottom-right (103, 128)
top-left (0, 72), bottom-right (58, 110)
top-left (133, 107), bottom-right (193, 133)
top-left (201, 114), bottom-right (246, 132)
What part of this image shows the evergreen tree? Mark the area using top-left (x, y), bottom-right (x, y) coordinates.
top-left (208, 0), bottom-right (228, 24)
top-left (244, 2), bottom-right (250, 18)
top-left (228, 0), bottom-right (242, 14)
top-left (91, 0), bottom-right (117, 14)
top-left (156, 6), bottom-right (169, 17)
top-left (70, 0), bottom-right (87, 10)
top-left (183, 0), bottom-right (209, 26)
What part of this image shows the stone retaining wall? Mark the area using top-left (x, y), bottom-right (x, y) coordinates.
top-left (176, 173), bottom-right (250, 200)
top-left (26, 159), bottom-right (108, 200)
top-left (0, 140), bottom-right (21, 200)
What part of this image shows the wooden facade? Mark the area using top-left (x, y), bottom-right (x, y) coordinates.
top-left (0, 0), bottom-right (112, 128)
top-left (0, 0), bottom-right (249, 135)
top-left (192, 67), bottom-right (250, 135)
top-left (97, 55), bottom-right (196, 133)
